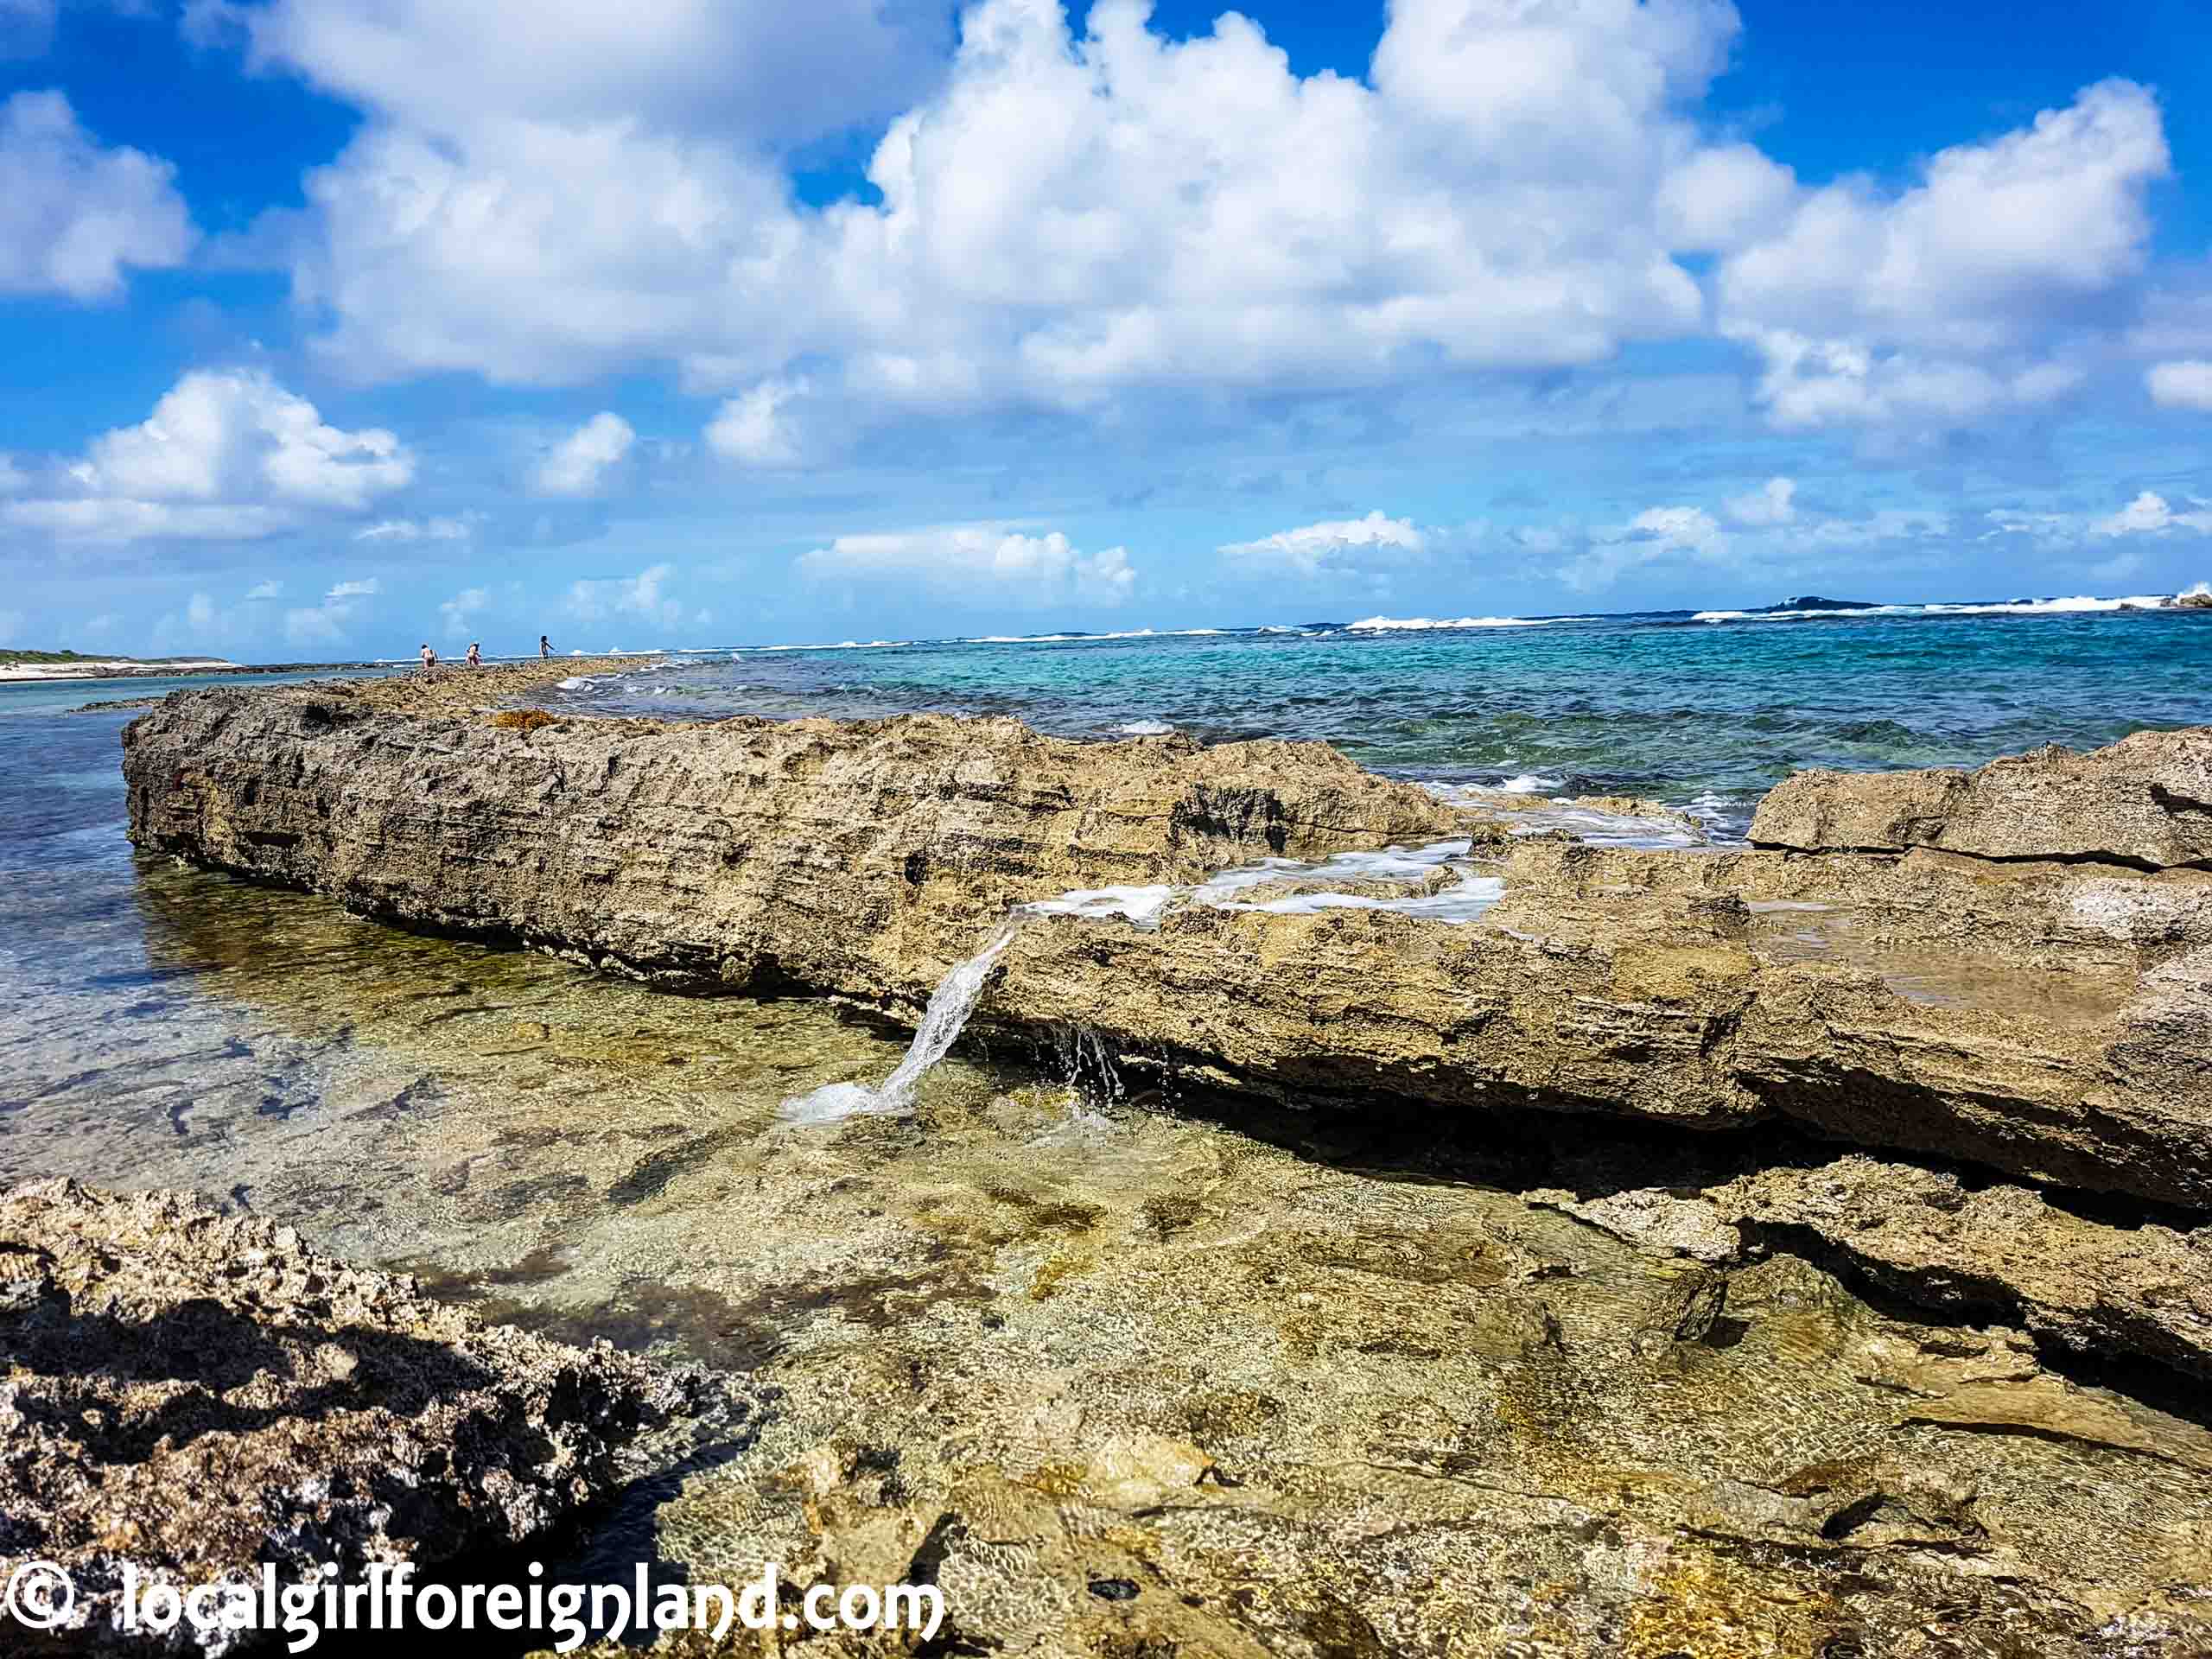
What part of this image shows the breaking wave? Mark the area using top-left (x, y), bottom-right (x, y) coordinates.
top-left (1347, 614), bottom-right (1557, 632)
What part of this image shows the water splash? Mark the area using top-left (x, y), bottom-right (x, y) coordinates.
top-left (778, 845), bottom-right (1510, 1126)
top-left (778, 915), bottom-right (1023, 1126)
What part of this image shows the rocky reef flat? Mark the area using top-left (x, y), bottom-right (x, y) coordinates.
top-left (18, 676), bottom-right (2204, 1651)
top-left (0, 1179), bottom-right (736, 1656)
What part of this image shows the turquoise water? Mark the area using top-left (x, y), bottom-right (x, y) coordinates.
top-left (559, 606), bottom-right (2212, 831)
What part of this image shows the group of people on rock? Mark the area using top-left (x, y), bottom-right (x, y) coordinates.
top-left (417, 635), bottom-right (555, 676)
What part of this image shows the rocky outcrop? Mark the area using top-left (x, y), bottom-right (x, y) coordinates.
top-left (1519, 1142), bottom-right (2212, 1382)
top-left (1713, 1155), bottom-right (2212, 1381)
top-left (123, 685), bottom-right (1462, 1000)
top-left (1750, 727), bottom-right (2212, 868)
top-left (0, 1179), bottom-right (734, 1656)
top-left (121, 687), bottom-right (2212, 1210)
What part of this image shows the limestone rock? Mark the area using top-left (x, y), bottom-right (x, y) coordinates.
top-left (0, 1178), bottom-right (733, 1656)
top-left (1750, 726), bottom-right (2212, 868)
top-left (1709, 1154), bottom-right (2212, 1379)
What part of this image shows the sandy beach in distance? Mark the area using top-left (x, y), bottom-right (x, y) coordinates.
top-left (0, 657), bottom-right (242, 682)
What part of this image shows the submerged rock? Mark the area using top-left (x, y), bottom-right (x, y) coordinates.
top-left (0, 1178), bottom-right (734, 1656)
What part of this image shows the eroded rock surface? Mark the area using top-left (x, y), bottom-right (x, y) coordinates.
top-left (0, 1178), bottom-right (734, 1656)
top-left (1751, 726), bottom-right (2212, 868)
top-left (121, 689), bottom-right (2212, 1211)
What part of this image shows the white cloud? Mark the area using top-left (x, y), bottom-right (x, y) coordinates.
top-left (533, 411), bottom-right (635, 497)
top-left (1721, 476), bottom-right (1796, 527)
top-left (148, 1), bottom-right (2200, 467)
top-left (245, 579), bottom-right (283, 600)
top-left (1718, 79), bottom-right (2167, 433)
top-left (1656, 143), bottom-right (1797, 254)
top-left (235, 0), bottom-right (940, 150)
top-left (1, 498), bottom-right (295, 543)
top-left (798, 524), bottom-right (1136, 607)
top-left (1559, 505), bottom-right (1727, 591)
top-left (2146, 359), bottom-right (2212, 412)
top-left (284, 576), bottom-right (380, 646)
top-left (2092, 491), bottom-right (2212, 538)
top-left (356, 513), bottom-right (474, 541)
top-left (1218, 511), bottom-right (1428, 577)
top-left (257, 0), bottom-right (1753, 398)
top-left (3, 370), bottom-right (413, 544)
top-left (440, 585), bottom-right (490, 637)
top-left (0, 90), bottom-right (194, 301)
top-left (566, 562), bottom-right (683, 628)
top-left (705, 378), bottom-right (808, 467)
top-left (0, 452), bottom-right (26, 493)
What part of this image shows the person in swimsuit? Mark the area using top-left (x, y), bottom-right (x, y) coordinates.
top-left (419, 643), bottom-right (437, 677)
top-left (466, 642), bottom-right (482, 669)
top-left (539, 634), bottom-right (553, 658)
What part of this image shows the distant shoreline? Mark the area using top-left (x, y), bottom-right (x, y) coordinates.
top-left (0, 655), bottom-right (386, 684)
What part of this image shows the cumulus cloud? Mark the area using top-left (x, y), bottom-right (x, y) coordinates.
top-left (705, 379), bottom-right (808, 467)
top-left (284, 575), bottom-right (380, 645)
top-left (798, 524), bottom-right (1136, 607)
top-left (439, 585), bottom-right (490, 637)
top-left (1218, 511), bottom-right (1427, 577)
top-left (566, 562), bottom-right (683, 628)
top-left (1560, 505), bottom-right (1729, 590)
top-left (2147, 360), bottom-right (2212, 412)
top-left (0, 90), bottom-right (194, 301)
top-left (234, 0), bottom-right (942, 150)
top-left (533, 412), bottom-right (636, 497)
top-left (1718, 79), bottom-right (2168, 433)
top-left (252, 0), bottom-right (1747, 397)
top-left (2092, 491), bottom-right (2212, 537)
top-left (1721, 476), bottom-right (1796, 527)
top-left (2, 369), bottom-right (414, 545)
top-left (245, 579), bottom-right (283, 600)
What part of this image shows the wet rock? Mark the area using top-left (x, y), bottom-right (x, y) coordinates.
top-left (0, 1178), bottom-right (735, 1656)
top-left (1523, 1187), bottom-right (1743, 1264)
top-left (1708, 1154), bottom-right (2212, 1380)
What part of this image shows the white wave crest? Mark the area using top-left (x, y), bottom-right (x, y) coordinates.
top-left (1921, 594), bottom-right (2171, 615)
top-left (1347, 614), bottom-right (1552, 631)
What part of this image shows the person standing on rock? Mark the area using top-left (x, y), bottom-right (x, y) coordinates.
top-left (419, 643), bottom-right (437, 677)
top-left (540, 634), bottom-right (553, 658)
top-left (466, 642), bottom-right (482, 669)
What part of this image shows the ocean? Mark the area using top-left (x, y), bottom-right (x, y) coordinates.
top-left (550, 600), bottom-right (2212, 836)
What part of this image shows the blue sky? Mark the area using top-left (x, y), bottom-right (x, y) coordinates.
top-left (3, 0), bottom-right (2210, 658)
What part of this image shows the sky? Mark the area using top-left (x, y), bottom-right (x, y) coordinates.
top-left (3, 0), bottom-right (2211, 658)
